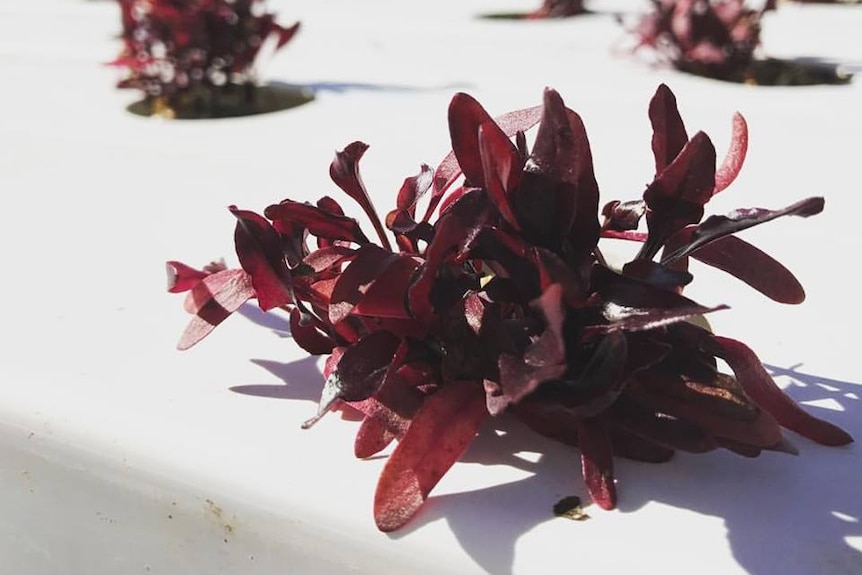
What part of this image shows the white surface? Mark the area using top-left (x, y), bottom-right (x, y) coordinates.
top-left (1, 1), bottom-right (861, 574)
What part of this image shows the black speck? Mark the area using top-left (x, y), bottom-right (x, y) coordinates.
top-left (553, 495), bottom-right (591, 521)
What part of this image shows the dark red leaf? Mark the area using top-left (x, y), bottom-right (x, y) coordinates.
top-left (265, 200), bottom-right (371, 246)
top-left (640, 131), bottom-right (716, 259)
top-left (531, 88), bottom-right (585, 182)
top-left (272, 216), bottom-right (309, 268)
top-left (178, 269), bottom-right (254, 350)
top-left (409, 189), bottom-right (492, 323)
top-left (539, 336), bottom-right (669, 420)
top-left (166, 260), bottom-right (225, 293)
top-left (478, 122), bottom-right (524, 230)
top-left (492, 357), bottom-right (567, 416)
top-left (424, 102), bottom-right (543, 223)
top-left (302, 245), bottom-right (356, 274)
top-left (351, 255), bottom-right (421, 320)
top-left (637, 372), bottom-right (784, 448)
top-left (329, 141), bottom-right (392, 250)
top-left (510, 401), bottom-right (581, 446)
top-left (307, 331), bottom-right (403, 427)
top-left (529, 88), bottom-right (601, 260)
top-left (167, 261), bottom-right (207, 294)
top-left (386, 165), bottom-right (434, 231)
top-left (591, 264), bottom-right (703, 310)
top-left (436, 185), bottom-right (468, 217)
top-left (662, 197), bottom-right (824, 265)
top-left (329, 244), bottom-right (402, 324)
top-left (323, 346), bottom-right (346, 379)
top-left (608, 395), bottom-right (716, 453)
top-left (524, 284), bottom-right (566, 366)
top-left (587, 302), bottom-right (728, 336)
top-left (600, 229), bottom-right (648, 242)
top-left (601, 199), bottom-right (646, 233)
top-left (289, 307), bottom-right (335, 355)
top-left (622, 259), bottom-right (692, 291)
top-left (512, 333), bottom-right (632, 425)
top-left (354, 416), bottom-right (396, 459)
top-left (314, 196), bottom-right (350, 249)
top-left (686, 232), bottom-right (807, 304)
top-left (560, 332), bottom-right (629, 403)
top-left (610, 428), bottom-right (675, 463)
top-left (448, 93), bottom-right (497, 189)
top-left (708, 336), bottom-right (853, 446)
top-left (231, 206), bottom-right (294, 311)
top-left (350, 388), bottom-right (419, 440)
top-left (316, 195), bottom-right (346, 215)
top-left (398, 165), bottom-right (434, 213)
top-left (649, 83), bottom-right (689, 173)
top-left (425, 151), bottom-right (462, 221)
top-left (716, 439), bottom-right (761, 458)
top-left (329, 331), bottom-right (401, 402)
top-left (349, 366), bottom-right (427, 458)
top-left (532, 247), bottom-right (590, 306)
top-left (374, 382), bottom-right (489, 532)
top-left (577, 418), bottom-right (617, 509)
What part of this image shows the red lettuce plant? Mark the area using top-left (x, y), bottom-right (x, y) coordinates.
top-left (169, 84), bottom-right (851, 531)
top-left (631, 0), bottom-right (774, 80)
top-left (528, 0), bottom-right (588, 17)
top-left (112, 0), bottom-right (299, 115)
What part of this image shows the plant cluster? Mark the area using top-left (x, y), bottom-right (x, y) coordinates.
top-left (631, 0), bottom-right (775, 80)
top-left (112, 0), bottom-right (299, 106)
top-left (528, 0), bottom-right (588, 18)
top-left (168, 85), bottom-right (851, 531)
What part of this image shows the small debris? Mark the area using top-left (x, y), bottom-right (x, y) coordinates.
top-left (553, 496), bottom-right (591, 521)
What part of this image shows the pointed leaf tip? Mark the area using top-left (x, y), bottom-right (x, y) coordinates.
top-left (177, 269), bottom-right (254, 350)
top-left (578, 419), bottom-right (617, 510)
top-left (329, 141), bottom-right (391, 250)
top-left (649, 83), bottom-right (688, 174)
top-left (231, 206), bottom-right (294, 311)
top-left (710, 336), bottom-right (853, 446)
top-left (448, 92), bottom-right (496, 189)
top-left (714, 112), bottom-right (748, 194)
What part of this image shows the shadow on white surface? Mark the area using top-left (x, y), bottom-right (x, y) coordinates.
top-left (270, 79), bottom-right (474, 95)
top-left (229, 303), bottom-right (862, 574)
top-left (237, 303), bottom-right (291, 336)
top-left (386, 365), bottom-right (861, 575)
top-left (230, 357), bottom-right (323, 404)
top-left (217, 278), bottom-right (861, 575)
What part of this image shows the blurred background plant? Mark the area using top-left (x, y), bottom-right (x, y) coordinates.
top-left (629, 0), bottom-right (774, 81)
top-left (111, 0), bottom-right (300, 117)
top-left (528, 0), bottom-right (589, 17)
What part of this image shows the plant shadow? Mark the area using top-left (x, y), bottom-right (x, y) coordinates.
top-left (236, 304), bottom-right (291, 337)
top-left (231, 305), bottom-right (369, 422)
top-left (476, 9), bottom-right (596, 20)
top-left (229, 356), bottom-right (322, 404)
top-left (227, 305), bottom-right (861, 574)
top-left (271, 79), bottom-right (472, 96)
top-left (388, 413), bottom-right (579, 574)
top-left (126, 78), bottom-right (471, 119)
top-left (392, 364), bottom-right (861, 575)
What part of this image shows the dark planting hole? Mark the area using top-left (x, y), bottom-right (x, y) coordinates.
top-left (127, 83), bottom-right (315, 120)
